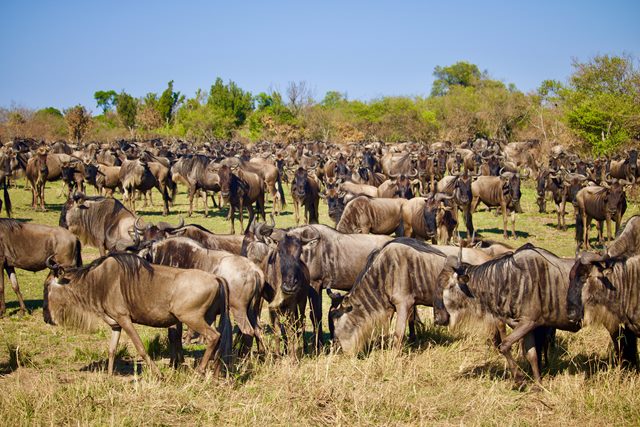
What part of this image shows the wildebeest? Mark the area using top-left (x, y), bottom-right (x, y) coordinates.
top-left (336, 196), bottom-right (406, 235)
top-left (574, 179), bottom-right (630, 251)
top-left (567, 253), bottom-right (640, 367)
top-left (59, 194), bottom-right (137, 256)
top-left (139, 221), bottom-right (245, 255)
top-left (536, 169), bottom-right (587, 230)
top-left (170, 155), bottom-right (221, 217)
top-left (434, 244), bottom-right (579, 384)
top-left (0, 219), bottom-right (82, 316)
top-left (609, 149), bottom-right (638, 181)
top-left (437, 173), bottom-right (474, 238)
top-left (138, 236), bottom-right (266, 354)
top-left (119, 157), bottom-right (170, 216)
top-left (26, 147), bottom-right (49, 211)
top-left (218, 164), bottom-right (266, 234)
top-left (0, 150), bottom-right (14, 216)
top-left (290, 166), bottom-right (320, 225)
top-left (43, 253), bottom-right (232, 375)
top-left (329, 239), bottom-right (448, 353)
top-left (399, 194), bottom-right (455, 243)
top-left (471, 172), bottom-right (525, 239)
top-left (254, 223), bottom-right (393, 349)
top-left (242, 230), bottom-right (311, 355)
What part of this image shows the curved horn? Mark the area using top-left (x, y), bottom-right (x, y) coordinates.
top-left (134, 216), bottom-right (147, 233)
top-left (326, 288), bottom-right (345, 305)
top-left (45, 255), bottom-right (58, 270)
top-left (408, 168), bottom-right (418, 178)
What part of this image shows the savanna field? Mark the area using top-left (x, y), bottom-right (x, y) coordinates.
top-left (2, 179), bottom-right (640, 426)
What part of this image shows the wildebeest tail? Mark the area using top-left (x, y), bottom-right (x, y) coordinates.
top-left (396, 217), bottom-right (405, 237)
top-left (3, 178), bottom-right (11, 217)
top-left (74, 238), bottom-right (83, 267)
top-left (217, 278), bottom-right (233, 369)
top-left (276, 170), bottom-right (286, 208)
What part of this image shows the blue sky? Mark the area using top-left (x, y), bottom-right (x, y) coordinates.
top-left (1, 0), bottom-right (638, 112)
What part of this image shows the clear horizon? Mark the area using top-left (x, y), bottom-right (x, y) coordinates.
top-left (1, 0), bottom-right (638, 113)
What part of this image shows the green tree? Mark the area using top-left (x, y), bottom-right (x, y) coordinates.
top-left (64, 105), bottom-right (92, 143)
top-left (94, 90), bottom-right (117, 114)
top-left (562, 54), bottom-right (640, 154)
top-left (207, 77), bottom-right (253, 126)
top-left (157, 81), bottom-right (184, 125)
top-left (115, 91), bottom-right (137, 135)
top-left (431, 61), bottom-right (483, 96)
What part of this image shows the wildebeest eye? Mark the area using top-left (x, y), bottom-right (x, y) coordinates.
top-left (458, 274), bottom-right (470, 284)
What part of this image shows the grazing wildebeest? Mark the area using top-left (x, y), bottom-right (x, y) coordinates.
top-left (26, 148), bottom-right (49, 211)
top-left (336, 196), bottom-right (406, 235)
top-left (138, 236), bottom-right (266, 354)
top-left (0, 219), bottom-right (82, 317)
top-left (218, 164), bottom-right (266, 234)
top-left (43, 253), bottom-right (231, 376)
top-left (433, 244), bottom-right (579, 385)
top-left (249, 223), bottom-right (393, 350)
top-left (567, 253), bottom-right (640, 367)
top-left (329, 239), bottom-right (448, 353)
top-left (574, 179), bottom-right (631, 252)
top-left (59, 194), bottom-right (138, 256)
top-left (471, 171), bottom-right (525, 239)
top-left (290, 166), bottom-right (320, 225)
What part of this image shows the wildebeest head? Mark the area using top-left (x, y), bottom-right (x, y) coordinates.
top-left (433, 256), bottom-right (475, 328)
top-left (627, 149), bottom-right (638, 178)
top-left (422, 193), bottom-right (454, 238)
top-left (292, 167), bottom-right (310, 199)
top-left (563, 172), bottom-right (588, 205)
top-left (362, 149), bottom-right (377, 172)
top-left (218, 164), bottom-right (233, 200)
top-left (500, 172), bottom-right (523, 207)
top-left (602, 177), bottom-right (633, 216)
top-left (453, 174), bottom-right (472, 206)
top-left (567, 252), bottom-right (614, 326)
top-left (83, 162), bottom-right (100, 186)
top-left (275, 235), bottom-right (310, 295)
top-left (323, 186), bottom-right (346, 225)
top-left (536, 169), bottom-right (551, 213)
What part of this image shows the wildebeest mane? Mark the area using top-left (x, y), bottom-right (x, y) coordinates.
top-left (352, 237), bottom-right (445, 290)
top-left (65, 252), bottom-right (154, 282)
top-left (0, 218), bottom-right (23, 233)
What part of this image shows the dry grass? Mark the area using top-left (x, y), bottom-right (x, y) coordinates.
top-left (1, 179), bottom-right (640, 426)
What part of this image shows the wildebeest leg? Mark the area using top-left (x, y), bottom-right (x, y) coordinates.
top-left (293, 199), bottom-right (300, 225)
top-left (188, 186), bottom-right (196, 217)
top-left (611, 326), bottom-right (639, 368)
top-left (107, 327), bottom-right (122, 375)
top-left (183, 317), bottom-right (222, 375)
top-left (168, 323), bottom-right (184, 368)
top-left (522, 332), bottom-right (541, 383)
top-left (203, 190), bottom-right (210, 217)
top-left (229, 205), bottom-right (236, 234)
top-left (393, 304), bottom-right (410, 350)
top-left (497, 319), bottom-right (539, 384)
top-left (470, 196), bottom-right (480, 214)
top-left (501, 202), bottom-right (509, 239)
top-left (6, 267), bottom-right (26, 315)
top-left (510, 210), bottom-right (516, 239)
top-left (597, 220), bottom-right (604, 244)
top-left (308, 287), bottom-right (323, 353)
top-left (583, 215), bottom-right (591, 250)
top-left (605, 217), bottom-right (613, 243)
top-left (269, 308), bottom-right (282, 356)
top-left (117, 317), bottom-right (162, 377)
top-left (0, 265), bottom-right (5, 316)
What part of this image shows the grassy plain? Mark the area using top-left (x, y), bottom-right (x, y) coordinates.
top-left (1, 179), bottom-right (640, 426)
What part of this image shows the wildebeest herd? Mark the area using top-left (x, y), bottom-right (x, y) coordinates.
top-left (1, 136), bottom-right (640, 387)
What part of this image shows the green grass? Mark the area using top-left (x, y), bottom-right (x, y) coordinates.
top-left (1, 178), bottom-right (640, 425)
